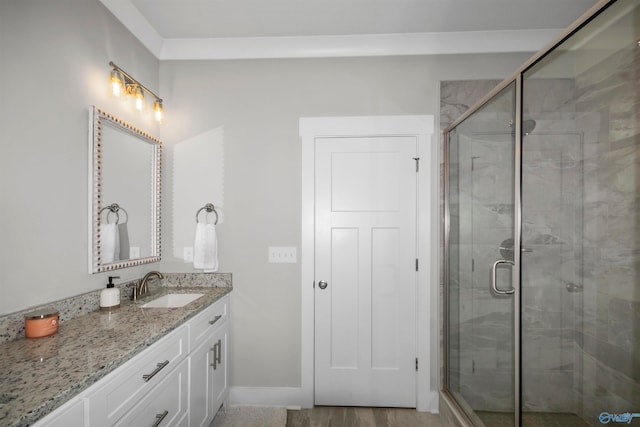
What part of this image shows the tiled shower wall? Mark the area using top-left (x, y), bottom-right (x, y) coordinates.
top-left (441, 38), bottom-right (640, 423)
top-left (572, 39), bottom-right (640, 422)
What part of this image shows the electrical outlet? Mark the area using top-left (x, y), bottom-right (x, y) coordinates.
top-left (184, 247), bottom-right (194, 263)
top-left (268, 246), bottom-right (297, 263)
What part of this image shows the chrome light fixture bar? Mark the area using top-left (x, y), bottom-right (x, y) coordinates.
top-left (109, 61), bottom-right (164, 123)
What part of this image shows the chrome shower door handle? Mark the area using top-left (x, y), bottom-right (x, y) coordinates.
top-left (318, 280), bottom-right (328, 290)
top-left (490, 259), bottom-right (515, 295)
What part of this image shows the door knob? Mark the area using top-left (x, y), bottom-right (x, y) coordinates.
top-left (318, 280), bottom-right (328, 289)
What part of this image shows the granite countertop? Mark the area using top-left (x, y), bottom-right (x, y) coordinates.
top-left (0, 286), bottom-right (231, 427)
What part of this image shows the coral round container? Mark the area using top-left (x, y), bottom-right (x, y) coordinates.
top-left (24, 308), bottom-right (59, 338)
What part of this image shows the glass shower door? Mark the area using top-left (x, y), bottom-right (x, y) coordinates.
top-left (446, 82), bottom-right (517, 426)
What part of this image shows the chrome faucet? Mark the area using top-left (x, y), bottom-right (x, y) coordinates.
top-left (133, 271), bottom-right (164, 301)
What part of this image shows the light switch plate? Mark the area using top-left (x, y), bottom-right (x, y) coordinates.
top-left (184, 247), bottom-right (194, 263)
top-left (268, 246), bottom-right (297, 263)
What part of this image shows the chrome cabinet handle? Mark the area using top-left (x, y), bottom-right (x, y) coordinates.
top-left (216, 339), bottom-right (222, 365)
top-left (142, 360), bottom-right (169, 382)
top-left (490, 259), bottom-right (515, 295)
top-left (210, 339), bottom-right (223, 369)
top-left (152, 410), bottom-right (169, 427)
top-left (210, 343), bottom-right (218, 369)
top-left (318, 280), bottom-right (328, 290)
top-left (209, 315), bottom-right (222, 325)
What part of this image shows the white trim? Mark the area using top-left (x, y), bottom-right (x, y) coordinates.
top-left (99, 0), bottom-right (164, 58)
top-left (299, 115), bottom-right (438, 412)
top-left (97, 1), bottom-right (560, 60)
top-left (158, 30), bottom-right (557, 60)
top-left (227, 387), bottom-right (303, 409)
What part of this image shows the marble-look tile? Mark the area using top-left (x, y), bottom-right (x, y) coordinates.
top-left (522, 372), bottom-right (576, 413)
top-left (459, 371), bottom-right (514, 412)
top-left (608, 298), bottom-right (640, 353)
top-left (440, 80), bottom-right (501, 129)
top-left (442, 54), bottom-right (640, 418)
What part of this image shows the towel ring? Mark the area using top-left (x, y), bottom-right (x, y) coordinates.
top-left (100, 203), bottom-right (128, 225)
top-left (196, 203), bottom-right (219, 225)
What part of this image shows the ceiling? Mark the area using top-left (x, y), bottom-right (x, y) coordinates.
top-left (100, 0), bottom-right (602, 60)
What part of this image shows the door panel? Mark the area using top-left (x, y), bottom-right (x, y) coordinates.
top-left (446, 82), bottom-right (517, 426)
top-left (314, 136), bottom-right (417, 408)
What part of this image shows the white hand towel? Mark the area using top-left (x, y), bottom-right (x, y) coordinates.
top-left (100, 223), bottom-right (120, 264)
top-left (193, 222), bottom-right (218, 272)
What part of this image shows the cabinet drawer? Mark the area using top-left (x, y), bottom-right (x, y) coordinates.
top-left (189, 295), bottom-right (229, 350)
top-left (114, 357), bottom-right (189, 427)
top-left (86, 325), bottom-right (188, 427)
top-left (32, 396), bottom-right (85, 427)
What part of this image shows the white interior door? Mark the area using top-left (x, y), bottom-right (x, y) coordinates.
top-left (314, 135), bottom-right (417, 407)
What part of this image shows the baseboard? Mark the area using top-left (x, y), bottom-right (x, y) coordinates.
top-left (417, 390), bottom-right (440, 413)
top-left (228, 386), bottom-right (304, 409)
top-left (229, 386), bottom-right (438, 412)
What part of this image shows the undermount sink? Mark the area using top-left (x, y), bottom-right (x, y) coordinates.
top-left (141, 293), bottom-right (204, 308)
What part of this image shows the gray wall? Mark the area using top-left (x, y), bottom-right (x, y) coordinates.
top-left (0, 0), bottom-right (533, 393)
top-left (160, 54), bottom-right (531, 388)
top-left (0, 0), bottom-right (160, 315)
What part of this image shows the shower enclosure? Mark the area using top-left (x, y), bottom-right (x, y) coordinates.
top-left (443, 1), bottom-right (640, 426)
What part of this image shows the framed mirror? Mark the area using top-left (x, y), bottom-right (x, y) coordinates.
top-left (89, 106), bottom-right (162, 273)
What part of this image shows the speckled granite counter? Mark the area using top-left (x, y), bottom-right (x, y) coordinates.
top-left (0, 285), bottom-right (231, 427)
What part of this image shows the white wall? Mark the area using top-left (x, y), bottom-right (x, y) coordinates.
top-left (0, 0), bottom-right (159, 315)
top-left (0, 0), bottom-right (534, 395)
top-left (159, 53), bottom-right (532, 389)
top-left (0, 0), bottom-right (533, 397)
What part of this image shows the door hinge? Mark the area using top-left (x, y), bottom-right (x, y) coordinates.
top-left (415, 258), bottom-right (419, 271)
top-left (416, 357), bottom-right (419, 371)
top-left (413, 157), bottom-right (420, 172)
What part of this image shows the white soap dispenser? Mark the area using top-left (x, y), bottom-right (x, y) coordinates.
top-left (100, 276), bottom-right (121, 311)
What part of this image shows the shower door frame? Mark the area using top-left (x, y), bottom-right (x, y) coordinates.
top-left (442, 74), bottom-right (523, 427)
top-left (441, 1), bottom-right (617, 426)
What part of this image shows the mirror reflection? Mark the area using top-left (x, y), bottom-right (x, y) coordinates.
top-left (90, 106), bottom-right (161, 273)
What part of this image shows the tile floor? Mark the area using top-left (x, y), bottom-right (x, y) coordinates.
top-left (476, 411), bottom-right (589, 427)
top-left (286, 406), bottom-right (445, 427)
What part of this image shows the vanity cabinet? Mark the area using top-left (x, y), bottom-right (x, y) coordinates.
top-left (32, 396), bottom-right (85, 427)
top-left (189, 296), bottom-right (229, 427)
top-left (113, 357), bottom-right (189, 427)
top-left (31, 294), bottom-right (230, 427)
top-left (85, 325), bottom-right (189, 427)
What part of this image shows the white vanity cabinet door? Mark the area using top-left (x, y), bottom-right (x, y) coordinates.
top-left (86, 325), bottom-right (188, 427)
top-left (32, 396), bottom-right (85, 427)
top-left (189, 333), bottom-right (218, 427)
top-left (189, 296), bottom-right (230, 427)
top-left (189, 321), bottom-right (229, 427)
top-left (211, 320), bottom-right (229, 413)
top-left (114, 357), bottom-right (189, 427)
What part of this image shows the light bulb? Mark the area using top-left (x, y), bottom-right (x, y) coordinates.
top-left (153, 100), bottom-right (163, 123)
top-left (110, 69), bottom-right (124, 97)
top-left (134, 86), bottom-right (144, 111)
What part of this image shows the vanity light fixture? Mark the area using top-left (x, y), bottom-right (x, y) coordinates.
top-left (153, 99), bottom-right (164, 122)
top-left (108, 61), bottom-right (164, 122)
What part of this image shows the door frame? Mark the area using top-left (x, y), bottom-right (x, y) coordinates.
top-left (299, 115), bottom-right (438, 411)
